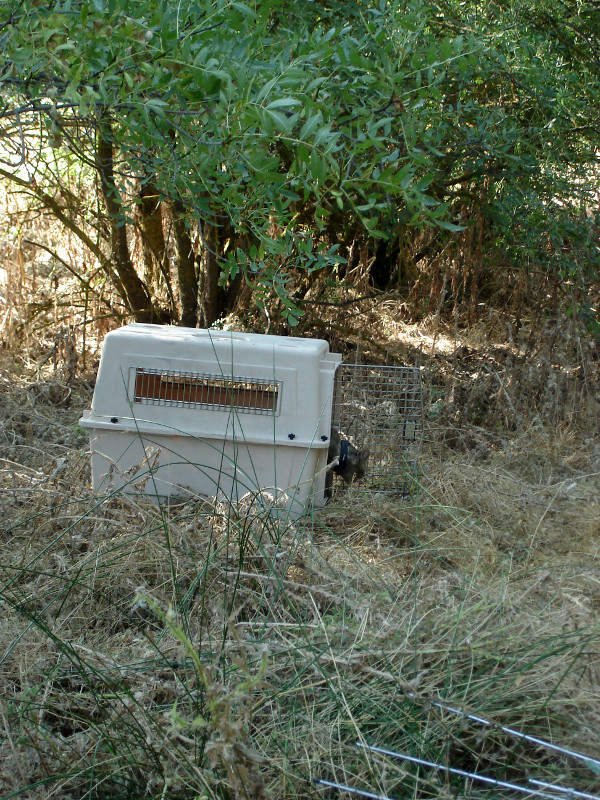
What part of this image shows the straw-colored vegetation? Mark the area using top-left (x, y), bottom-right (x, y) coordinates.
top-left (0, 306), bottom-right (598, 799)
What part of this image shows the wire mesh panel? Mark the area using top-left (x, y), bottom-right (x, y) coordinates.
top-left (332, 364), bottom-right (423, 492)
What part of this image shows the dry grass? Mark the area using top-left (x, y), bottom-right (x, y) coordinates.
top-left (0, 317), bottom-right (599, 799)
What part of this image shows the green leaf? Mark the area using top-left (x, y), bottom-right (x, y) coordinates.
top-left (441, 38), bottom-right (453, 62)
top-left (310, 150), bottom-right (327, 184)
top-left (264, 108), bottom-right (293, 135)
top-left (231, 2), bottom-right (256, 18)
top-left (426, 44), bottom-right (437, 65)
top-left (313, 125), bottom-right (332, 146)
top-left (266, 97), bottom-right (301, 110)
top-left (146, 98), bottom-right (167, 115)
top-left (433, 218), bottom-right (465, 232)
top-left (300, 112), bottom-right (322, 140)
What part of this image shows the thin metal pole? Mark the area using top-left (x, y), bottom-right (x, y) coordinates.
top-left (314, 778), bottom-right (399, 800)
top-left (529, 779), bottom-right (600, 800)
top-left (357, 743), bottom-right (599, 800)
top-left (415, 697), bottom-right (600, 773)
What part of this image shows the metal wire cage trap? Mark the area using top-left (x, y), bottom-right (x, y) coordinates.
top-left (331, 364), bottom-right (424, 493)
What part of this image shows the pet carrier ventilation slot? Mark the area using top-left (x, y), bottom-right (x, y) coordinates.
top-left (80, 324), bottom-right (341, 515)
top-left (133, 369), bottom-right (280, 413)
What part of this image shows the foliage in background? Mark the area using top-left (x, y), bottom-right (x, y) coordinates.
top-left (0, 0), bottom-right (598, 332)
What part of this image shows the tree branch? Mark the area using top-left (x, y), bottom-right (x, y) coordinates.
top-left (21, 238), bottom-right (117, 312)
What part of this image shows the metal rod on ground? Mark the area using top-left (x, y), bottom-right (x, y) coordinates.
top-left (408, 695), bottom-right (600, 773)
top-left (529, 780), bottom-right (600, 800)
top-left (314, 778), bottom-right (398, 800)
top-left (356, 743), bottom-right (600, 800)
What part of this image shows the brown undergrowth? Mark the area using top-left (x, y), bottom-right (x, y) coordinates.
top-left (0, 312), bottom-right (599, 800)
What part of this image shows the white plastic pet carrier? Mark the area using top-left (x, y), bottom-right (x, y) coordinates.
top-left (80, 324), bottom-right (341, 515)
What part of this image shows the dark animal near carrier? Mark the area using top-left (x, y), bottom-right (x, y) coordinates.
top-left (328, 428), bottom-right (370, 484)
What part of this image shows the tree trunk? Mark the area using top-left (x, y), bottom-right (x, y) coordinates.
top-left (138, 181), bottom-right (167, 293)
top-left (171, 199), bottom-right (199, 327)
top-left (200, 220), bottom-right (225, 327)
top-left (96, 124), bottom-right (156, 322)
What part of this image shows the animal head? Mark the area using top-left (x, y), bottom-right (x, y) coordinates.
top-left (339, 441), bottom-right (370, 483)
top-left (329, 429), bottom-right (370, 484)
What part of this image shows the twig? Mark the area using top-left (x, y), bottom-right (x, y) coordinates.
top-left (0, 110), bottom-right (26, 167)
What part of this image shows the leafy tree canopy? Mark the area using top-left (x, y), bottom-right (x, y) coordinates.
top-left (0, 0), bottom-right (598, 326)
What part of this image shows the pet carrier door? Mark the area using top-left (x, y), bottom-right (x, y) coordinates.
top-left (331, 364), bottom-right (423, 493)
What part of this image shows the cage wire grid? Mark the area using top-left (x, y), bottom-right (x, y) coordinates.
top-left (332, 364), bottom-right (424, 493)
